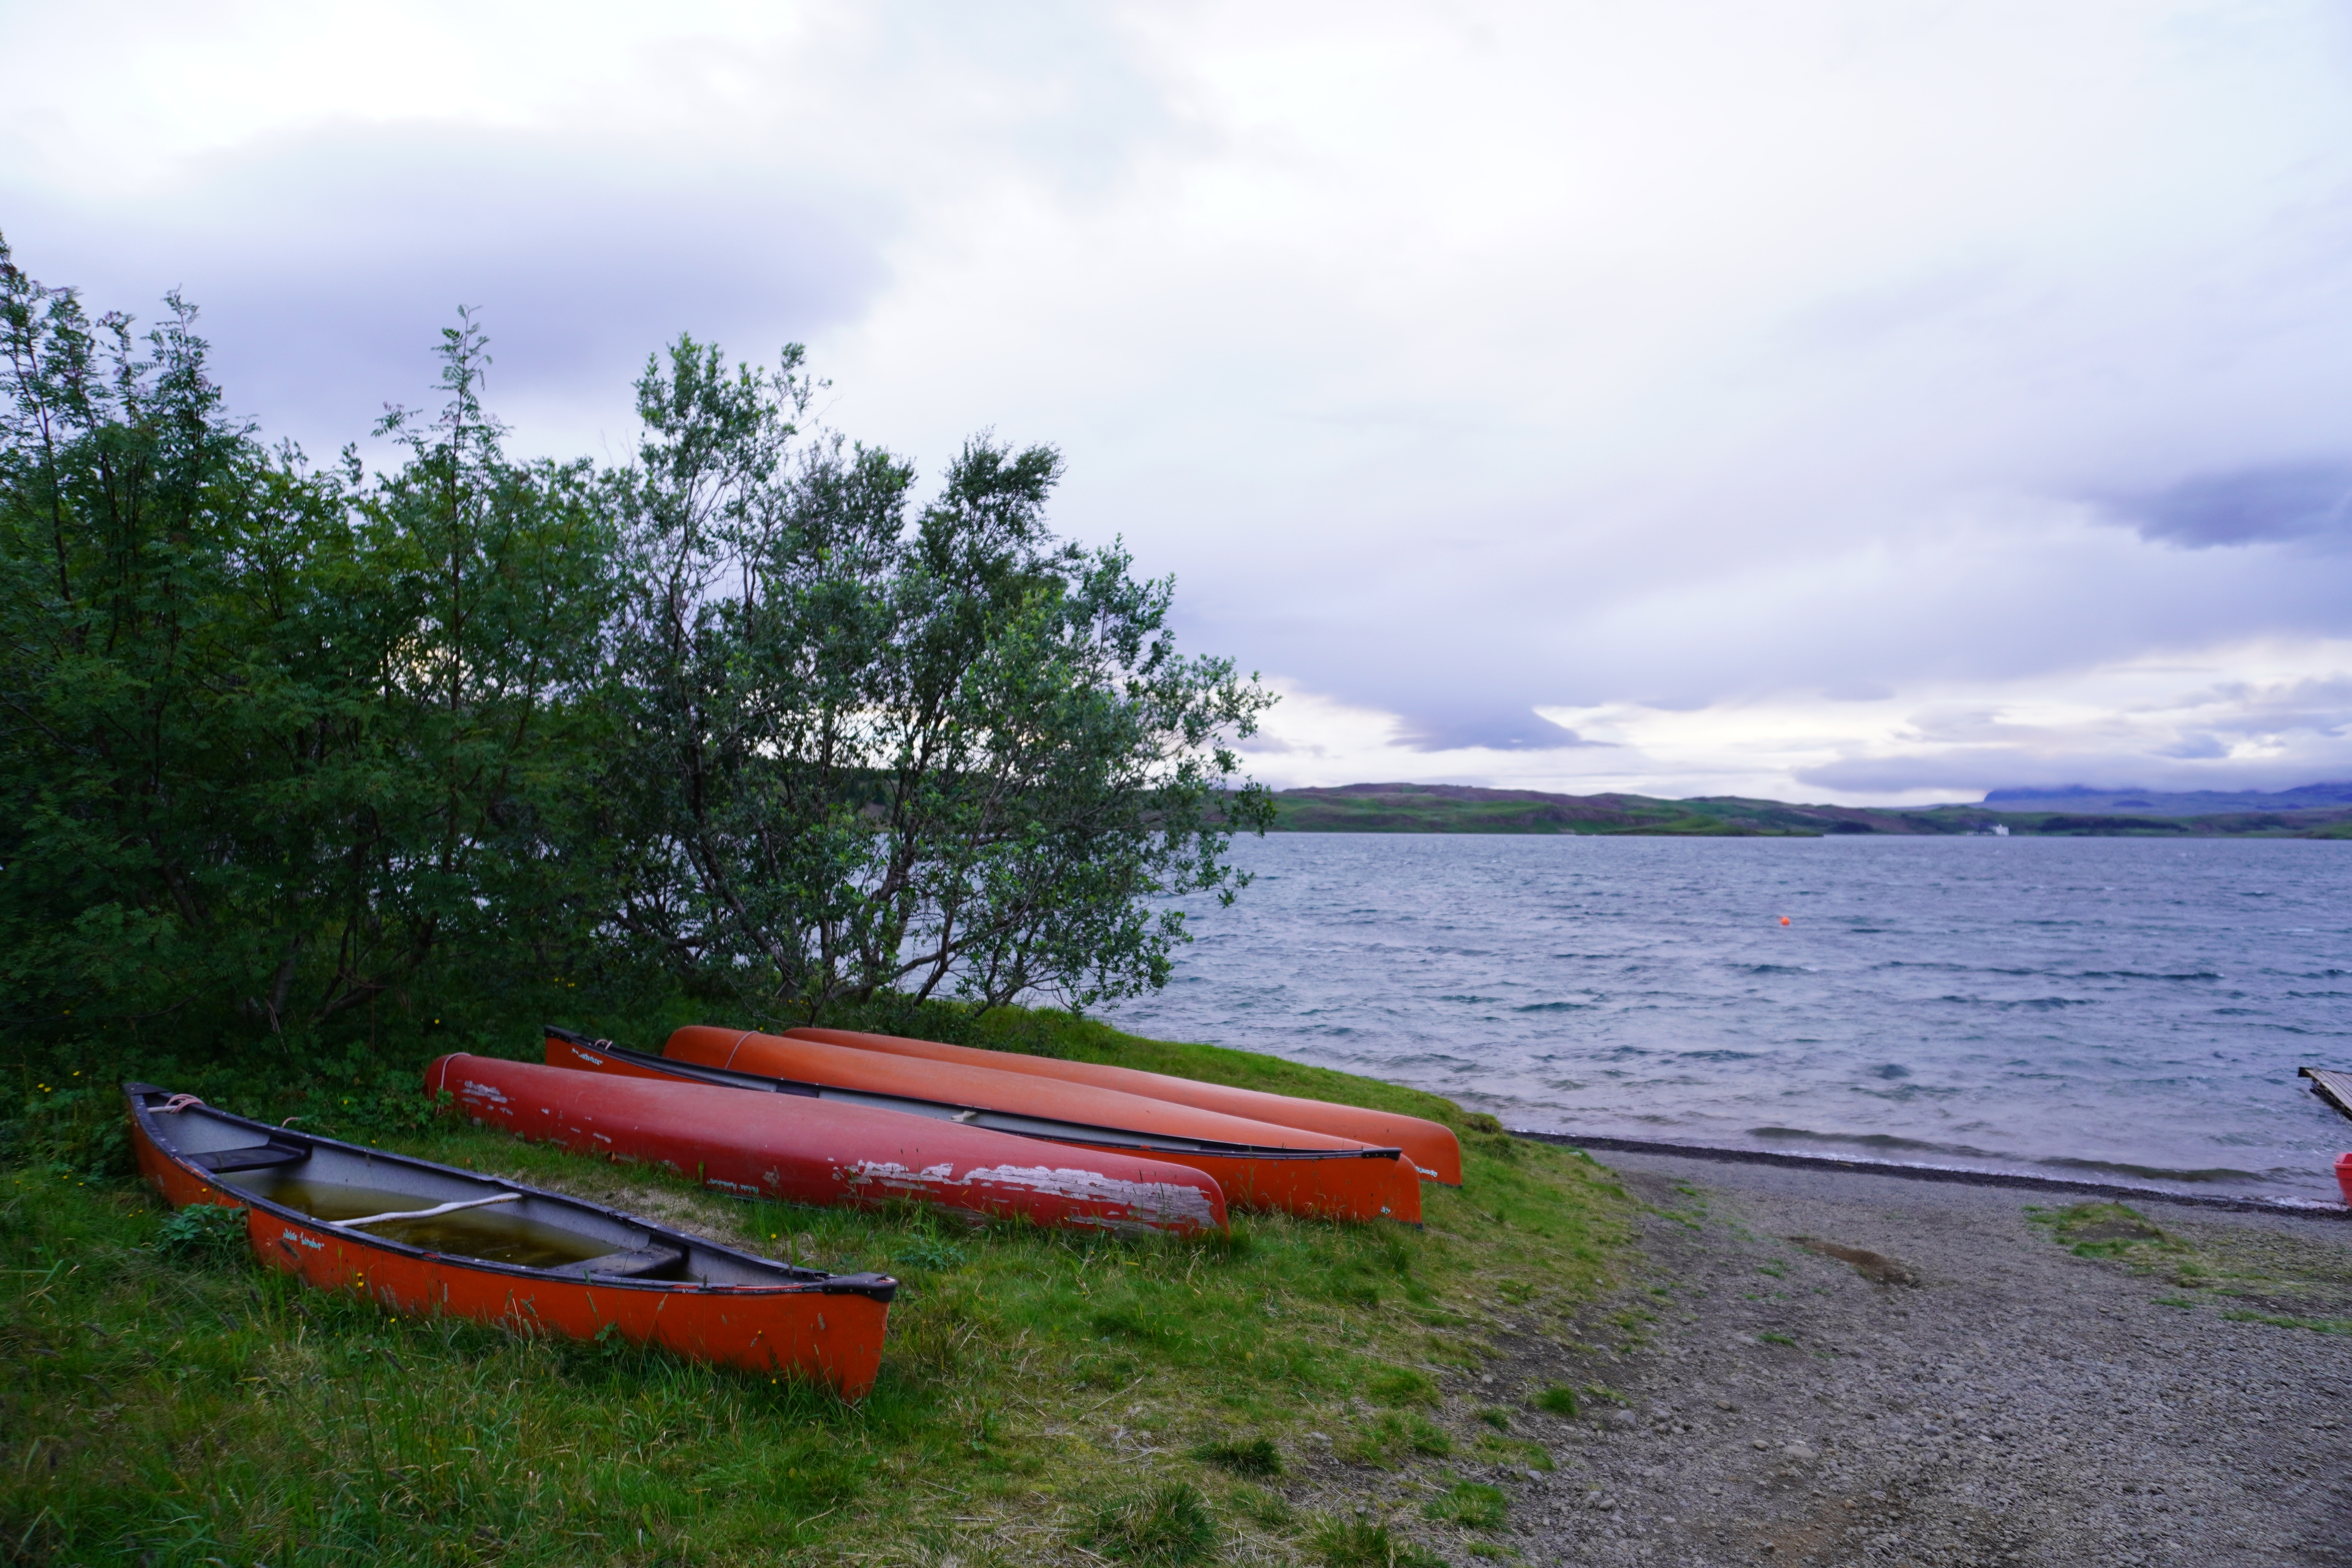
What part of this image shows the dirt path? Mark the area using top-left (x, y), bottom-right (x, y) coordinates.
top-left (1500, 1152), bottom-right (2352, 1567)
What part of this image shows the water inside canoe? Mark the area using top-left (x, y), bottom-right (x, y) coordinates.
top-left (226, 1173), bottom-right (622, 1268)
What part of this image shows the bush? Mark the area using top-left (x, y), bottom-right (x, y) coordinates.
top-left (1079, 1480), bottom-right (1218, 1564)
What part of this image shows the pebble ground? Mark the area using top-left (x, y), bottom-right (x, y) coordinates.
top-left (1494, 1152), bottom-right (2352, 1567)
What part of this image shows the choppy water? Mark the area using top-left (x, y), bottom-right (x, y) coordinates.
top-left (1112, 835), bottom-right (2352, 1202)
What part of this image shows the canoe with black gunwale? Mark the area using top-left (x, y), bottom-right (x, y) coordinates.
top-left (788, 1025), bottom-right (1464, 1185)
top-left (662, 1024), bottom-right (1423, 1224)
top-left (432, 1045), bottom-right (1228, 1235)
top-left (542, 1025), bottom-right (1343, 1220)
top-left (124, 1082), bottom-right (897, 1395)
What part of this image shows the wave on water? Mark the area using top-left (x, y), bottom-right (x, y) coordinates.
top-left (1747, 1127), bottom-right (2002, 1159)
top-left (2074, 970), bottom-right (2225, 982)
top-left (2034, 1156), bottom-right (2271, 1186)
top-left (1113, 834), bottom-right (2352, 1204)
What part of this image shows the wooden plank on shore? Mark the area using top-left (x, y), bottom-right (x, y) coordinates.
top-left (2299, 1066), bottom-right (2352, 1127)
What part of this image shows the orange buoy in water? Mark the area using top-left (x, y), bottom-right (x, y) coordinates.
top-left (1779, 915), bottom-right (1792, 926)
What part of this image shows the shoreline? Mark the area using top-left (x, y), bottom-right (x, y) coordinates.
top-left (1512, 1128), bottom-right (2352, 1219)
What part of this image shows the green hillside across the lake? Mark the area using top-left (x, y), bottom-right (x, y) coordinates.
top-left (1267, 783), bottom-right (2352, 839)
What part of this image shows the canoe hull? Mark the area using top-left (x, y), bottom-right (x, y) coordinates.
top-left (127, 1087), bottom-right (892, 1395)
top-left (791, 1025), bottom-right (1464, 1185)
top-left (665, 1026), bottom-right (1422, 1224)
top-left (443, 1050), bottom-right (1228, 1235)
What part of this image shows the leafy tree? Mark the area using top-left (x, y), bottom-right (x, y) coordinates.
top-left (0, 239), bottom-right (1271, 1052)
top-left (606, 336), bottom-right (1275, 1017)
top-left (0, 239), bottom-right (340, 1035)
top-left (0, 245), bottom-right (617, 1043)
top-left (323, 312), bottom-right (621, 1025)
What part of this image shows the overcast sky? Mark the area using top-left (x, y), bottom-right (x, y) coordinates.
top-left (9, 0), bottom-right (2352, 804)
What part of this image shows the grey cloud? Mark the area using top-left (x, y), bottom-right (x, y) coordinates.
top-left (1795, 673), bottom-right (2352, 796)
top-left (2109, 462), bottom-right (2352, 549)
top-left (2151, 676), bottom-right (2352, 736)
top-left (1793, 750), bottom-right (2352, 797)
top-left (1391, 707), bottom-right (1607, 753)
top-left (6, 126), bottom-right (894, 461)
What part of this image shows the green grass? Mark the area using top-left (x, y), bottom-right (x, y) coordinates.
top-left (2028, 1202), bottom-right (2186, 1265)
top-left (1424, 1480), bottom-right (1508, 1531)
top-left (1472, 1433), bottom-right (1553, 1472)
top-left (3, 1006), bottom-right (1630, 1566)
top-left (1310, 1515), bottom-right (1446, 1568)
top-left (2219, 1309), bottom-right (2352, 1335)
top-left (1079, 1480), bottom-right (1219, 1564)
top-left (2029, 1200), bottom-right (2352, 1332)
top-left (1529, 1383), bottom-right (1579, 1417)
top-left (1191, 1435), bottom-right (1285, 1477)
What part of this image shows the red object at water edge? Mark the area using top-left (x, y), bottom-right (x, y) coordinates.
top-left (786, 1024), bottom-right (1464, 1186)
top-left (440, 1047), bottom-right (1225, 1236)
top-left (125, 1082), bottom-right (897, 1395)
top-left (2337, 1152), bottom-right (2352, 1208)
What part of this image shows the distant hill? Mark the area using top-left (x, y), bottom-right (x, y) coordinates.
top-left (1265, 782), bottom-right (2352, 838)
top-left (1976, 782), bottom-right (2352, 814)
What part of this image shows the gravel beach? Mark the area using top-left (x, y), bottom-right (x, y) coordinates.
top-left (1495, 1151), bottom-right (2352, 1567)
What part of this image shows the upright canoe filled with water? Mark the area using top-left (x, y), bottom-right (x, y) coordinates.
top-left (124, 1082), bottom-right (898, 1396)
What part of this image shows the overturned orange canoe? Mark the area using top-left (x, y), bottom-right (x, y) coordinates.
top-left (666, 1025), bottom-right (1421, 1224)
top-left (546, 1028), bottom-right (1382, 1225)
top-left (432, 1052), bottom-right (1226, 1237)
top-left (128, 1081), bottom-right (895, 1395)
top-left (789, 1025), bottom-right (1463, 1185)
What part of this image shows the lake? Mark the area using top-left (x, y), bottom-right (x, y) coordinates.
top-left (1111, 834), bottom-right (2352, 1202)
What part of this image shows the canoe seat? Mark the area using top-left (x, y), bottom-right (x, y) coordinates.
top-left (191, 1143), bottom-right (309, 1174)
top-left (580, 1241), bottom-right (686, 1280)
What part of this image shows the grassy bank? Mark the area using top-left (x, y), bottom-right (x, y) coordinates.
top-left (3, 1011), bottom-right (1633, 1567)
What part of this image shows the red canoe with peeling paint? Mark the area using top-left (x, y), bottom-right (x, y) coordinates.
top-left (429, 1051), bottom-right (1226, 1236)
top-left (542, 1025), bottom-right (1363, 1226)
top-left (789, 1026), bottom-right (1463, 1186)
top-left (663, 1025), bottom-right (1422, 1224)
top-left (125, 1081), bottom-right (897, 1395)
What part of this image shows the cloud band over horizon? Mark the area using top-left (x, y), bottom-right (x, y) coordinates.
top-left (7, 0), bottom-right (2351, 805)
